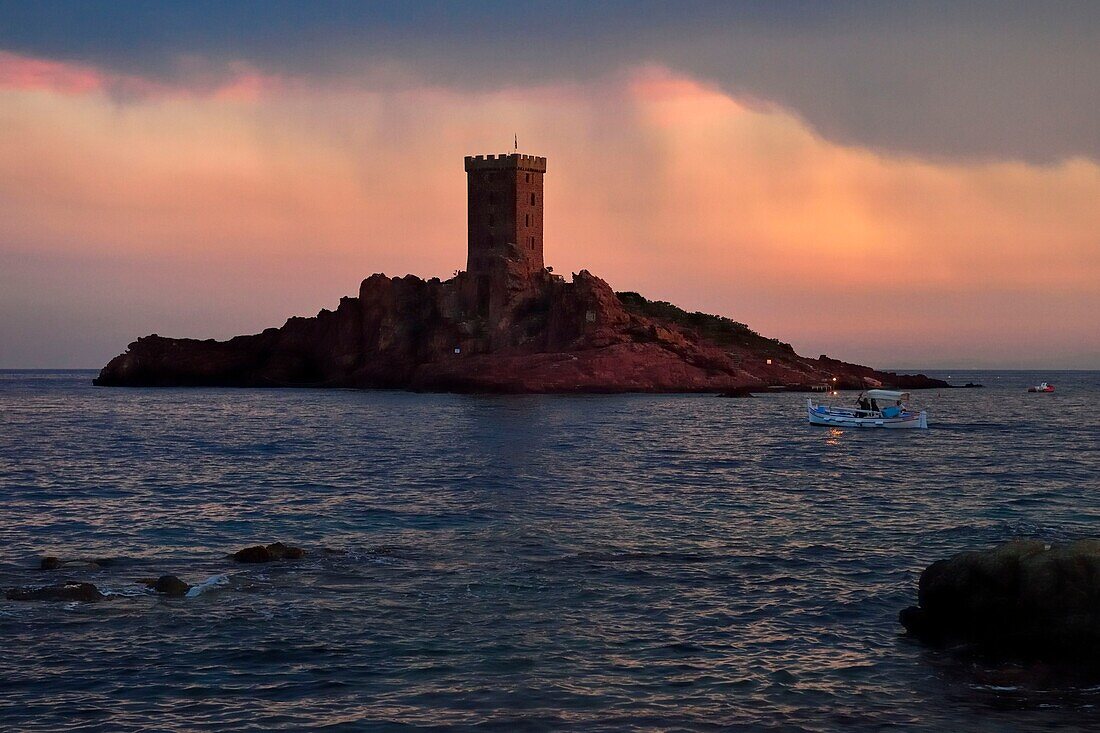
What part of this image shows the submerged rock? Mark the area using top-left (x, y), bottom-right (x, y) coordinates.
top-left (137, 575), bottom-right (191, 597)
top-left (268, 542), bottom-right (306, 560)
top-left (5, 582), bottom-right (105, 602)
top-left (232, 546), bottom-right (272, 563)
top-left (39, 556), bottom-right (115, 570)
top-left (900, 540), bottom-right (1100, 660)
top-left (231, 542), bottom-right (306, 564)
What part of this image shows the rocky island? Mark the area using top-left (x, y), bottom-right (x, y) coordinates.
top-left (95, 153), bottom-right (946, 393)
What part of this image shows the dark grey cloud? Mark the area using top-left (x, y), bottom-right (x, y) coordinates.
top-left (1, 0), bottom-right (1097, 162)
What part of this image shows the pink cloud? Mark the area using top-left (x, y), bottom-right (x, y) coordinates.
top-left (0, 50), bottom-right (280, 101)
top-left (0, 50), bottom-right (104, 94)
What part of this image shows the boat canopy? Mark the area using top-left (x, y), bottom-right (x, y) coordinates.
top-left (866, 389), bottom-right (910, 401)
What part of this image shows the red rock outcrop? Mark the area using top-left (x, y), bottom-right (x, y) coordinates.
top-left (94, 268), bottom-right (947, 392)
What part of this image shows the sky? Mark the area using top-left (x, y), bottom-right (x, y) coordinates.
top-left (1, 1), bottom-right (1098, 369)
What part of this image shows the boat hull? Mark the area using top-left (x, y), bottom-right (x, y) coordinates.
top-left (806, 399), bottom-right (928, 429)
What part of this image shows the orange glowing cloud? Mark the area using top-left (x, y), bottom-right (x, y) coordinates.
top-left (0, 51), bottom-right (103, 94)
top-left (0, 50), bottom-right (280, 101)
top-left (0, 55), bottom-right (1097, 368)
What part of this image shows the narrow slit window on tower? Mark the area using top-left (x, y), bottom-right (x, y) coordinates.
top-left (530, 192), bottom-right (536, 206)
top-left (525, 173), bottom-right (530, 183)
top-left (525, 213), bottom-right (530, 227)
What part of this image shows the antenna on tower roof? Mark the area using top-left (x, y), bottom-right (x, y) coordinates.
top-left (514, 133), bottom-right (518, 152)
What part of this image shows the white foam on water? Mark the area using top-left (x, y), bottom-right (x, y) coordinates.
top-left (185, 574), bottom-right (229, 598)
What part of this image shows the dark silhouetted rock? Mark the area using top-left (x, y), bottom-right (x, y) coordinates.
top-left (232, 546), bottom-right (273, 563)
top-left (38, 556), bottom-right (115, 571)
top-left (6, 582), bottom-right (104, 602)
top-left (900, 540), bottom-right (1100, 660)
top-left (147, 575), bottom-right (191, 597)
top-left (231, 543), bottom-right (305, 564)
top-left (269, 543), bottom-right (305, 560)
top-left (93, 269), bottom-right (949, 394)
top-left (718, 386), bottom-right (755, 398)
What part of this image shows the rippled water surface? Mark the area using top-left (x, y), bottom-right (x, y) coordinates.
top-left (2, 370), bottom-right (1099, 731)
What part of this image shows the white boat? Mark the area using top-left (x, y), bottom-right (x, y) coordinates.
top-left (807, 389), bottom-right (928, 429)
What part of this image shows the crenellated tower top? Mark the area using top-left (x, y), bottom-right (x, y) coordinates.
top-left (464, 153), bottom-right (547, 173)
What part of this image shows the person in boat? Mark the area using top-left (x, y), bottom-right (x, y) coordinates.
top-left (869, 397), bottom-right (880, 414)
top-left (856, 393), bottom-right (871, 412)
top-left (881, 400), bottom-right (903, 419)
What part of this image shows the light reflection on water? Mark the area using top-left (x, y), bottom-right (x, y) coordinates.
top-left (0, 370), bottom-right (1099, 731)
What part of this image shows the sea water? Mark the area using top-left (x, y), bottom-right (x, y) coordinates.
top-left (1, 370), bottom-right (1098, 731)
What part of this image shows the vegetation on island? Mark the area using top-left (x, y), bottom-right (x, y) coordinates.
top-left (615, 291), bottom-right (794, 354)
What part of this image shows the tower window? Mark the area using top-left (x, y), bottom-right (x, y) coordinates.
top-left (530, 192), bottom-right (536, 206)
top-left (525, 213), bottom-right (530, 227)
top-left (525, 173), bottom-right (530, 183)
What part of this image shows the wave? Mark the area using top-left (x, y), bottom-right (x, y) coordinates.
top-left (185, 574), bottom-right (230, 598)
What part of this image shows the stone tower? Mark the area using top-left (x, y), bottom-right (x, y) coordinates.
top-left (464, 153), bottom-right (546, 278)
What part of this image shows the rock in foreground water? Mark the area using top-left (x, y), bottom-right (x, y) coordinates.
top-left (39, 556), bottom-right (114, 570)
top-left (136, 575), bottom-right (192, 596)
top-left (900, 540), bottom-right (1100, 660)
top-left (231, 542), bottom-right (306, 563)
top-left (5, 582), bottom-right (105, 602)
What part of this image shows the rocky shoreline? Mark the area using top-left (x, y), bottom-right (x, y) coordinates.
top-left (94, 269), bottom-right (948, 394)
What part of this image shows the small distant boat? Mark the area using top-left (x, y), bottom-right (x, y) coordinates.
top-left (1027, 382), bottom-right (1055, 393)
top-left (807, 389), bottom-right (928, 429)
